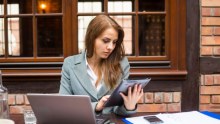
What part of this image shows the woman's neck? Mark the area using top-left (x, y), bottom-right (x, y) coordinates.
top-left (87, 56), bottom-right (101, 70)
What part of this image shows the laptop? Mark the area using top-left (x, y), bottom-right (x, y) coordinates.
top-left (27, 94), bottom-right (110, 124)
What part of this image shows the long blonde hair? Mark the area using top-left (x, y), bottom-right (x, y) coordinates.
top-left (85, 15), bottom-right (125, 89)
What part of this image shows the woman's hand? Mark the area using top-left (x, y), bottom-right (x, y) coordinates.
top-left (95, 95), bottom-right (110, 112)
top-left (120, 84), bottom-right (143, 110)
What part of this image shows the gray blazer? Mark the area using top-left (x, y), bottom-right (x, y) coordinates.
top-left (59, 51), bottom-right (136, 116)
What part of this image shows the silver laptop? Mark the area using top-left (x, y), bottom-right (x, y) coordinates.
top-left (27, 94), bottom-right (109, 124)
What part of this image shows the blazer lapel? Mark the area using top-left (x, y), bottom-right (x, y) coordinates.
top-left (72, 52), bottom-right (98, 100)
top-left (97, 81), bottom-right (109, 99)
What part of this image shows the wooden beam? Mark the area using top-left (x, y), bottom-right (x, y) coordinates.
top-left (200, 57), bottom-right (220, 74)
top-left (181, 0), bottom-right (200, 111)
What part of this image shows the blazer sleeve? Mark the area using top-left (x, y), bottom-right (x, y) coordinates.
top-left (59, 57), bottom-right (74, 95)
top-left (112, 57), bottom-right (137, 116)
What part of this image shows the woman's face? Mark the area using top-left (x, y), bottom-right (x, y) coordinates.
top-left (93, 27), bottom-right (118, 59)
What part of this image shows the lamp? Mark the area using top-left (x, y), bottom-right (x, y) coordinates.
top-left (39, 1), bottom-right (47, 13)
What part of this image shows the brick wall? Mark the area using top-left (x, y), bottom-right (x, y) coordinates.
top-left (8, 92), bottom-right (181, 114)
top-left (200, 0), bottom-right (220, 112)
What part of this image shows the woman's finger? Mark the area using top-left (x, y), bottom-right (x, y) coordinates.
top-left (128, 86), bottom-right (132, 99)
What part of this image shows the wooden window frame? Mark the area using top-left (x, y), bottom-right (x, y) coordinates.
top-left (0, 0), bottom-right (187, 81)
top-left (71, 0), bottom-right (187, 80)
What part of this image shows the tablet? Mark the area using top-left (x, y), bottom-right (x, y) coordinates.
top-left (104, 78), bottom-right (151, 107)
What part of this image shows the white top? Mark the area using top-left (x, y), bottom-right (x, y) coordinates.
top-left (85, 54), bottom-right (102, 91)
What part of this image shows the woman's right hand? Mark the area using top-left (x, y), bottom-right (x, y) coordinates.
top-left (95, 95), bottom-right (110, 112)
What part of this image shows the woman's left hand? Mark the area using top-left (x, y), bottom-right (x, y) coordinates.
top-left (120, 84), bottom-right (143, 110)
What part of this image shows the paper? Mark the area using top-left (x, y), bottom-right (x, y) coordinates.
top-left (124, 111), bottom-right (220, 124)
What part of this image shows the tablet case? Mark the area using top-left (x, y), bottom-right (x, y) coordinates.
top-left (104, 78), bottom-right (151, 107)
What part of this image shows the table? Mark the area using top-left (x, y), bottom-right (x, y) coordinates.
top-left (10, 113), bottom-right (152, 124)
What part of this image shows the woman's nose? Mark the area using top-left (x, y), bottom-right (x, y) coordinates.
top-left (107, 42), bottom-right (114, 50)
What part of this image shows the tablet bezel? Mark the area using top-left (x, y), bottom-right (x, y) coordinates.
top-left (104, 78), bottom-right (151, 107)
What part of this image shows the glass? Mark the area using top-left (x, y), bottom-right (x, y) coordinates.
top-left (7, 0), bottom-right (32, 14)
top-left (36, 0), bottom-right (62, 14)
top-left (78, 0), bottom-right (102, 13)
top-left (0, 18), bottom-right (4, 57)
top-left (139, 0), bottom-right (165, 12)
top-left (108, 0), bottom-right (134, 12)
top-left (7, 17), bottom-right (33, 57)
top-left (37, 16), bottom-right (63, 57)
top-left (78, 16), bottom-right (95, 53)
top-left (0, 0), bottom-right (3, 15)
top-left (111, 15), bottom-right (134, 55)
top-left (0, 70), bottom-right (9, 119)
top-left (139, 15), bottom-right (165, 56)
top-left (23, 109), bottom-right (36, 124)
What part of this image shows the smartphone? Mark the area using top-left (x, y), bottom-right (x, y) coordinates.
top-left (144, 116), bottom-right (164, 124)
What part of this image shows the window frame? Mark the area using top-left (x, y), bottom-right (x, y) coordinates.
top-left (72, 0), bottom-right (187, 79)
top-left (0, 0), bottom-right (186, 80)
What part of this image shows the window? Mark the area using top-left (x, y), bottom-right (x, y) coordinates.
top-left (0, 0), bottom-right (64, 59)
top-left (0, 0), bottom-right (186, 79)
top-left (76, 0), bottom-right (186, 78)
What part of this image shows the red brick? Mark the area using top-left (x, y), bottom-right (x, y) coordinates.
top-left (201, 46), bottom-right (213, 56)
top-left (173, 92), bottom-right (181, 103)
top-left (214, 75), bottom-right (220, 85)
top-left (201, 86), bottom-right (220, 94)
top-left (202, 27), bottom-right (213, 35)
top-left (144, 93), bottom-right (154, 103)
top-left (201, 75), bottom-right (205, 86)
top-left (201, 0), bottom-right (220, 6)
top-left (154, 92), bottom-right (163, 103)
top-left (200, 95), bottom-right (210, 103)
top-left (202, 17), bottom-right (220, 26)
top-left (167, 103), bottom-right (181, 112)
top-left (201, 8), bottom-right (212, 16)
top-left (213, 8), bottom-right (220, 16)
top-left (10, 106), bottom-right (25, 114)
top-left (16, 94), bottom-right (25, 105)
top-left (213, 47), bottom-right (220, 55)
top-left (24, 95), bottom-right (30, 105)
top-left (8, 94), bottom-right (15, 105)
top-left (137, 104), bottom-right (167, 112)
top-left (200, 104), bottom-right (220, 112)
top-left (212, 95), bottom-right (220, 103)
top-left (202, 36), bottom-right (220, 45)
top-left (163, 92), bottom-right (172, 103)
top-left (214, 27), bottom-right (220, 35)
top-left (204, 75), bottom-right (214, 85)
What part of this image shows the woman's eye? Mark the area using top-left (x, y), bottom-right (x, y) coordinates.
top-left (103, 39), bottom-right (109, 43)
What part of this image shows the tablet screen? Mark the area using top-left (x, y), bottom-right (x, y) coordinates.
top-left (104, 78), bottom-right (151, 107)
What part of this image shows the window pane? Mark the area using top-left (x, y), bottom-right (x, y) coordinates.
top-left (36, 0), bottom-right (62, 14)
top-left (108, 0), bottom-right (134, 12)
top-left (7, 0), bottom-right (32, 14)
top-left (37, 16), bottom-right (63, 57)
top-left (0, 18), bottom-right (4, 57)
top-left (139, 15), bottom-right (165, 56)
top-left (78, 0), bottom-right (102, 13)
top-left (0, 0), bottom-right (3, 15)
top-left (139, 0), bottom-right (165, 12)
top-left (78, 16), bottom-right (95, 53)
top-left (8, 17), bottom-right (33, 57)
top-left (111, 15), bottom-right (134, 55)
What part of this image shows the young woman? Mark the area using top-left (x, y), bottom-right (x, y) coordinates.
top-left (59, 15), bottom-right (143, 116)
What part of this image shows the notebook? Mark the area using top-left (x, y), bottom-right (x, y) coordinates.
top-left (27, 94), bottom-right (110, 124)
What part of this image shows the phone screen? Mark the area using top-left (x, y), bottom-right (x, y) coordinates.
top-left (144, 116), bottom-right (164, 124)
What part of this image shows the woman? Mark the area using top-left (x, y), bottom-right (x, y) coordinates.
top-left (59, 15), bottom-right (143, 116)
